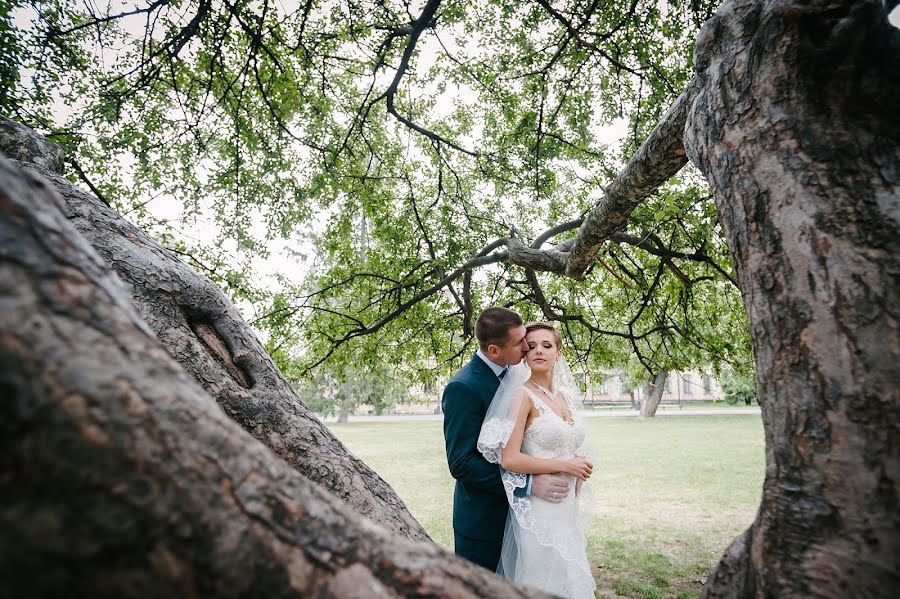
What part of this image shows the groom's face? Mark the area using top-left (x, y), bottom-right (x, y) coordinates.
top-left (488, 324), bottom-right (529, 367)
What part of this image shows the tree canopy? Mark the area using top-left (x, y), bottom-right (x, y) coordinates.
top-left (4, 0), bottom-right (751, 382)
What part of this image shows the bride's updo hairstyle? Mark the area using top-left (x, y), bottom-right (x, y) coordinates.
top-left (524, 321), bottom-right (562, 349)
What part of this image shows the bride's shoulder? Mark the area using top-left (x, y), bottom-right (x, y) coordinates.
top-left (509, 385), bottom-right (541, 407)
top-left (509, 385), bottom-right (528, 399)
top-left (515, 385), bottom-right (545, 409)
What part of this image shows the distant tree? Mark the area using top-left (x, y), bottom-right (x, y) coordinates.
top-left (720, 372), bottom-right (756, 406)
top-left (297, 365), bottom-right (408, 423)
top-left (640, 368), bottom-right (669, 417)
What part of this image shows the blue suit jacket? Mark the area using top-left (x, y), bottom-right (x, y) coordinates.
top-left (442, 354), bottom-right (509, 542)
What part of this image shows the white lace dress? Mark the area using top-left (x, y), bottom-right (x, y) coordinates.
top-left (499, 388), bottom-right (596, 599)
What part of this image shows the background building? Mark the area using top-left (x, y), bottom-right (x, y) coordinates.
top-left (584, 370), bottom-right (725, 408)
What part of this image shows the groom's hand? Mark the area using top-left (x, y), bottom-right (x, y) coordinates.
top-left (531, 473), bottom-right (569, 503)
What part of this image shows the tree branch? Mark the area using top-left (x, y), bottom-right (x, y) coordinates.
top-left (534, 0), bottom-right (643, 76)
top-left (300, 245), bottom-right (508, 374)
top-left (564, 79), bottom-right (699, 278)
top-left (69, 158), bottom-right (111, 207)
top-left (47, 0), bottom-right (170, 38)
top-left (382, 0), bottom-right (480, 156)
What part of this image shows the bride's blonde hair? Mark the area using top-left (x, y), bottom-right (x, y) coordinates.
top-left (524, 321), bottom-right (562, 349)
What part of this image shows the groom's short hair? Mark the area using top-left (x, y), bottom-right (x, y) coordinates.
top-left (475, 307), bottom-right (523, 350)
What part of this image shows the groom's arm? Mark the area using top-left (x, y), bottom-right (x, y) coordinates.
top-left (442, 380), bottom-right (506, 496)
top-left (514, 476), bottom-right (531, 497)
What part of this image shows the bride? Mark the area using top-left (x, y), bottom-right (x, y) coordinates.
top-left (477, 321), bottom-right (597, 599)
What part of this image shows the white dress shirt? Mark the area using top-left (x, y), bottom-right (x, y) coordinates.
top-left (476, 348), bottom-right (507, 378)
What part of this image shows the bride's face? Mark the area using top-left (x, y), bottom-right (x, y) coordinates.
top-left (525, 329), bottom-right (559, 374)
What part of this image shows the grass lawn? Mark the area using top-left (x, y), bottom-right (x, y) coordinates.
top-left (328, 415), bottom-right (764, 599)
top-left (580, 401), bottom-right (759, 412)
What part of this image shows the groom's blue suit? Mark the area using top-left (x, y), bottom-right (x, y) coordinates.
top-left (443, 353), bottom-right (521, 571)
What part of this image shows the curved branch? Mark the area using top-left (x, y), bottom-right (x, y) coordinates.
top-left (47, 0), bottom-right (170, 37)
top-left (531, 216), bottom-right (585, 248)
top-left (534, 0), bottom-right (642, 76)
top-left (522, 269), bottom-right (642, 340)
top-left (105, 0), bottom-right (212, 92)
top-left (526, 213), bottom-right (735, 288)
top-left (565, 79), bottom-right (699, 278)
top-left (507, 237), bottom-right (569, 273)
top-left (383, 0), bottom-right (480, 156)
top-left (300, 246), bottom-right (509, 373)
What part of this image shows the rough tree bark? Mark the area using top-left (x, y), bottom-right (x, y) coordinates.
top-left (0, 116), bottom-right (428, 542)
top-left (640, 370), bottom-right (669, 418)
top-left (683, 0), bottom-right (900, 596)
top-left (0, 156), bottom-right (545, 598)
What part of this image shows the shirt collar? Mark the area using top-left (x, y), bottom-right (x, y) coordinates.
top-left (476, 348), bottom-right (507, 377)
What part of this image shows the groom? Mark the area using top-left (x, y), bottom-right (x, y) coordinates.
top-left (442, 306), bottom-right (570, 571)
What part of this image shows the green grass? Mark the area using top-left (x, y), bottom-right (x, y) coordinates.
top-left (328, 415), bottom-right (764, 599)
top-left (580, 400), bottom-right (759, 412)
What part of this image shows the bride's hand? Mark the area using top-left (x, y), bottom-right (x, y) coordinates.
top-left (563, 456), bottom-right (593, 480)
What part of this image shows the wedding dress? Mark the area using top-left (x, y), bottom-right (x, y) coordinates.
top-left (478, 363), bottom-right (597, 599)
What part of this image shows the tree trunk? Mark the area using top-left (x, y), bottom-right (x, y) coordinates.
top-left (0, 156), bottom-right (544, 598)
top-left (628, 389), bottom-right (637, 410)
top-left (640, 370), bottom-right (669, 418)
top-left (337, 399), bottom-right (351, 424)
top-left (0, 116), bottom-right (428, 542)
top-left (684, 0), bottom-right (900, 596)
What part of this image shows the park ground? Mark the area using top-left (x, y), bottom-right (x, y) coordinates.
top-left (329, 415), bottom-right (764, 599)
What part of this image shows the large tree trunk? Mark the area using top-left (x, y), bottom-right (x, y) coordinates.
top-left (0, 117), bottom-right (427, 542)
top-left (684, 0), bottom-right (900, 596)
top-left (0, 156), bottom-right (544, 598)
top-left (640, 370), bottom-right (669, 418)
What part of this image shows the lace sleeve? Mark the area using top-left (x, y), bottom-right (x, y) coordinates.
top-left (477, 364), bottom-right (531, 465)
top-left (477, 417), bottom-right (514, 465)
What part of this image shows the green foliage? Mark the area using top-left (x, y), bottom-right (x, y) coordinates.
top-left (296, 365), bottom-right (408, 418)
top-left (721, 372), bottom-right (757, 406)
top-left (0, 2), bottom-right (24, 112)
top-left (4, 0), bottom-right (751, 386)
